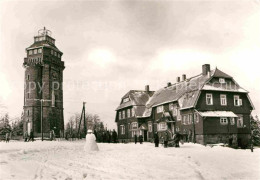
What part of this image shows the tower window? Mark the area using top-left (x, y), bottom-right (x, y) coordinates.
top-left (58, 54), bottom-right (60, 58)
top-left (34, 49), bottom-right (37, 54)
top-left (51, 50), bottom-right (53, 55)
top-left (38, 49), bottom-right (42, 53)
top-left (35, 37), bottom-right (39, 42)
top-left (27, 74), bottom-right (30, 80)
top-left (27, 110), bottom-right (29, 116)
top-left (27, 93), bottom-right (30, 99)
top-left (54, 52), bottom-right (57, 56)
top-left (29, 50), bottom-right (33, 55)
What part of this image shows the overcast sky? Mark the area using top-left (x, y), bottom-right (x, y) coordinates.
top-left (0, 0), bottom-right (260, 129)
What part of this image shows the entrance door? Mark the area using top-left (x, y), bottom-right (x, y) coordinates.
top-left (143, 130), bottom-right (148, 141)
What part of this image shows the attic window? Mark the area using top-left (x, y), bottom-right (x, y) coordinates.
top-left (157, 105), bottom-right (164, 113)
top-left (123, 97), bottom-right (130, 103)
top-left (219, 78), bottom-right (225, 83)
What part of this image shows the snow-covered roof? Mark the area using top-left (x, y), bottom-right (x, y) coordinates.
top-left (202, 84), bottom-right (248, 93)
top-left (197, 111), bottom-right (238, 117)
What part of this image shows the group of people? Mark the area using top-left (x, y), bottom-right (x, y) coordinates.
top-left (24, 130), bottom-right (34, 142)
top-left (154, 131), bottom-right (182, 148)
top-left (134, 134), bottom-right (143, 144)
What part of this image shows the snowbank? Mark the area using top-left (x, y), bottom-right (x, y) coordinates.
top-left (0, 141), bottom-right (259, 180)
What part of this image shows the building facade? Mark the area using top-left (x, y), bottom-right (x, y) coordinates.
top-left (115, 64), bottom-right (254, 147)
top-left (23, 27), bottom-right (65, 137)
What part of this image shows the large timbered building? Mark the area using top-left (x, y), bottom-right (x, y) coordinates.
top-left (115, 64), bottom-right (254, 147)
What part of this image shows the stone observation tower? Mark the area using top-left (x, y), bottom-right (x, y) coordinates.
top-left (23, 27), bottom-right (65, 137)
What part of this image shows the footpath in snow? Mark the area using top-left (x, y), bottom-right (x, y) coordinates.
top-left (0, 140), bottom-right (260, 180)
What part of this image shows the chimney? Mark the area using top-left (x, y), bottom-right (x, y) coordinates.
top-left (167, 82), bottom-right (172, 87)
top-left (182, 74), bottom-right (186, 81)
top-left (176, 77), bottom-right (180, 83)
top-left (202, 64), bottom-right (211, 76)
top-left (145, 85), bottom-right (149, 92)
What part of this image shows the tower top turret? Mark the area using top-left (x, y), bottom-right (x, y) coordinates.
top-left (38, 27), bottom-right (52, 37)
top-left (33, 27), bottom-right (55, 45)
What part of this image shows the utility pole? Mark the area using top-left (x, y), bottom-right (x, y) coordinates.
top-left (78, 102), bottom-right (87, 138)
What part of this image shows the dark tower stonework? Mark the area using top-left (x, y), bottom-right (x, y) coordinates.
top-left (23, 27), bottom-right (65, 137)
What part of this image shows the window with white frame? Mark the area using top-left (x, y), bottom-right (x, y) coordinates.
top-left (182, 115), bottom-right (187, 125)
top-left (131, 122), bottom-right (138, 130)
top-left (220, 94), bottom-right (227, 106)
top-left (127, 109), bottom-right (130, 118)
top-left (177, 108), bottom-right (181, 120)
top-left (230, 117), bottom-right (235, 125)
top-left (189, 114), bottom-right (192, 124)
top-left (29, 50), bottom-right (33, 55)
top-left (206, 93), bottom-right (213, 105)
top-left (131, 108), bottom-right (135, 117)
top-left (194, 113), bottom-right (199, 123)
top-left (148, 124), bottom-right (152, 132)
top-left (120, 125), bottom-right (125, 135)
top-left (38, 49), bottom-right (42, 53)
top-left (220, 117), bottom-right (228, 125)
top-left (158, 122), bottom-right (166, 130)
top-left (234, 95), bottom-right (242, 106)
top-left (118, 112), bottom-right (121, 120)
top-left (54, 51), bottom-right (57, 56)
top-left (219, 78), bottom-right (225, 83)
top-left (122, 111), bottom-right (125, 119)
top-left (157, 105), bottom-right (164, 113)
top-left (169, 103), bottom-right (173, 110)
top-left (34, 49), bottom-right (37, 54)
top-left (172, 105), bottom-right (177, 116)
top-left (132, 130), bottom-right (137, 137)
top-left (237, 115), bottom-right (243, 128)
top-left (58, 54), bottom-right (60, 58)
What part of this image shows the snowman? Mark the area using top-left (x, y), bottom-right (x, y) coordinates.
top-left (84, 129), bottom-right (99, 152)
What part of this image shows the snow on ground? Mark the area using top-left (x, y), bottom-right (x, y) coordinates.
top-left (0, 140), bottom-right (260, 180)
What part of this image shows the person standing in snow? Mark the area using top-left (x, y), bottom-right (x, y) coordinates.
top-left (84, 129), bottom-right (99, 152)
top-left (154, 132), bottom-right (159, 147)
top-left (24, 131), bottom-right (28, 142)
top-left (134, 134), bottom-right (137, 144)
top-left (28, 129), bottom-right (34, 142)
top-left (139, 135), bottom-right (143, 144)
top-left (164, 132), bottom-right (169, 148)
top-left (5, 132), bottom-right (10, 143)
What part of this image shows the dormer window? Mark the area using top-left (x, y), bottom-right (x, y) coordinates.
top-left (219, 78), bottom-right (225, 83)
top-left (123, 97), bottom-right (130, 103)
